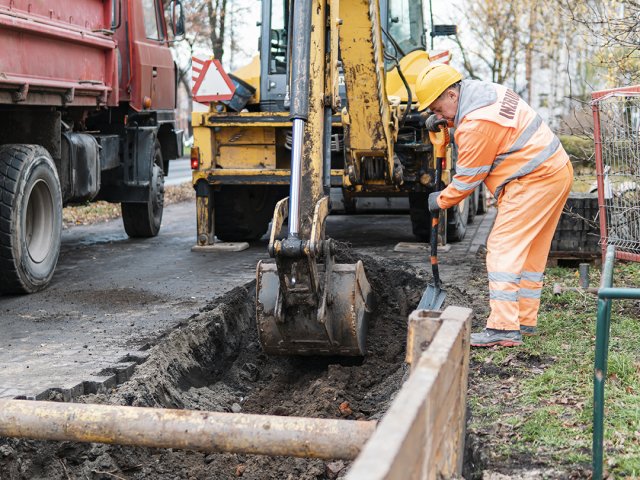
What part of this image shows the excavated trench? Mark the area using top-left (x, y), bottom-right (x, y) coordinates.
top-left (0, 246), bottom-right (477, 480)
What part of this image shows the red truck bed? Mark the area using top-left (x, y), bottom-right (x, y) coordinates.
top-left (0, 0), bottom-right (117, 107)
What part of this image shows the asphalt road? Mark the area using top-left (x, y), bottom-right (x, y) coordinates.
top-left (165, 158), bottom-right (191, 186)
top-left (0, 198), bottom-right (494, 399)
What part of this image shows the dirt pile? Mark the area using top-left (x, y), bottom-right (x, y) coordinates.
top-left (0, 246), bottom-right (440, 480)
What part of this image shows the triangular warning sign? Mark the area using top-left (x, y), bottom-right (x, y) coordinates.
top-left (192, 56), bottom-right (236, 103)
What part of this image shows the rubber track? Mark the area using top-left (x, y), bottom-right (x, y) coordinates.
top-left (0, 145), bottom-right (35, 290)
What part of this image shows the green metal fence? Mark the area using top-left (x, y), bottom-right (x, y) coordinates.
top-left (592, 245), bottom-right (640, 479)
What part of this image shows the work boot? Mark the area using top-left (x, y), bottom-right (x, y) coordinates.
top-left (470, 328), bottom-right (523, 347)
top-left (520, 325), bottom-right (537, 337)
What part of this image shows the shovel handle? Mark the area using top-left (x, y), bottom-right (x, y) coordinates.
top-left (428, 128), bottom-right (450, 158)
top-left (428, 128), bottom-right (449, 289)
top-left (430, 208), bottom-right (441, 288)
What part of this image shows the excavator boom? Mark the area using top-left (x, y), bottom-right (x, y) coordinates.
top-left (256, 0), bottom-right (376, 355)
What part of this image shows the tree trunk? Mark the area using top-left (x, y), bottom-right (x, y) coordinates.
top-left (207, 0), bottom-right (227, 61)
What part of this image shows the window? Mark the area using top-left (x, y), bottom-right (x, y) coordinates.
top-left (269, 0), bottom-right (288, 74)
top-left (112, 1), bottom-right (118, 29)
top-left (142, 0), bottom-right (164, 40)
top-left (387, 0), bottom-right (424, 56)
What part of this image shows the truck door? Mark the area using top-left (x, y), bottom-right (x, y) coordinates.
top-left (259, 0), bottom-right (289, 111)
top-left (129, 0), bottom-right (176, 111)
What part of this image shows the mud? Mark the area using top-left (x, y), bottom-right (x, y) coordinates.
top-left (1, 245), bottom-right (474, 480)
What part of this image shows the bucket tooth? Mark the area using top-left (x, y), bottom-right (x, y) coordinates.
top-left (256, 260), bottom-right (372, 356)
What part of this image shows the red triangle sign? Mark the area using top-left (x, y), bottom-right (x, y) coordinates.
top-left (192, 57), bottom-right (236, 103)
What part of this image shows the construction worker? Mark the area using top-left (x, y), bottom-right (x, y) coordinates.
top-left (416, 64), bottom-right (573, 347)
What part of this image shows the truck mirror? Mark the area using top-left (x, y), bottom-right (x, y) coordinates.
top-left (171, 0), bottom-right (186, 38)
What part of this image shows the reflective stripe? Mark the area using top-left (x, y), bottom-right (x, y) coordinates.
top-left (490, 290), bottom-right (518, 301)
top-left (456, 165), bottom-right (491, 177)
top-left (452, 177), bottom-right (484, 191)
top-left (520, 288), bottom-right (542, 299)
top-left (488, 272), bottom-right (521, 283)
top-left (522, 271), bottom-right (544, 282)
top-left (494, 136), bottom-right (561, 199)
top-left (491, 115), bottom-right (543, 172)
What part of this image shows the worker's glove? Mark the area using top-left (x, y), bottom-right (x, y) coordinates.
top-left (428, 192), bottom-right (441, 213)
top-left (424, 114), bottom-right (448, 132)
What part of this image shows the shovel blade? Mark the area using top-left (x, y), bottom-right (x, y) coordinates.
top-left (418, 284), bottom-right (447, 311)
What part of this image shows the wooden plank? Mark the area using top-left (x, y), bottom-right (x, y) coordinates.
top-left (427, 308), bottom-right (471, 478)
top-left (431, 343), bottom-right (468, 476)
top-left (417, 314), bottom-right (468, 478)
top-left (347, 306), bottom-right (472, 480)
top-left (405, 309), bottom-right (442, 369)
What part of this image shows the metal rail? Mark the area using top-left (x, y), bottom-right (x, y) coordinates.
top-left (592, 245), bottom-right (640, 479)
top-left (0, 400), bottom-right (376, 460)
top-left (591, 87), bottom-right (640, 263)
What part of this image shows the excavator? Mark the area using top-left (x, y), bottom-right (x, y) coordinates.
top-left (191, 0), bottom-right (473, 355)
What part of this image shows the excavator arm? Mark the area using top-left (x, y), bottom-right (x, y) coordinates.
top-left (256, 0), bottom-right (405, 355)
top-left (339, 0), bottom-right (397, 189)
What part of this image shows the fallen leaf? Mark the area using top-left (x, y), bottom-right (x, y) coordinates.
top-left (338, 401), bottom-right (353, 416)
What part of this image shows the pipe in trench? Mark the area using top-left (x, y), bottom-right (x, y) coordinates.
top-left (0, 400), bottom-right (376, 460)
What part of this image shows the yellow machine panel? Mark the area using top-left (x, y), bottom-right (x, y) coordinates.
top-left (386, 50), bottom-right (432, 101)
top-left (215, 127), bottom-right (276, 169)
top-left (230, 55), bottom-right (261, 104)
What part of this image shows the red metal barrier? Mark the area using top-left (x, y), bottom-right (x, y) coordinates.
top-left (591, 86), bottom-right (640, 263)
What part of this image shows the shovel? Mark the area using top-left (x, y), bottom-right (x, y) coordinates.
top-left (418, 128), bottom-right (449, 310)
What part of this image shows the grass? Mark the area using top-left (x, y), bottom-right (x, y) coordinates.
top-left (468, 261), bottom-right (640, 477)
top-left (63, 182), bottom-right (194, 227)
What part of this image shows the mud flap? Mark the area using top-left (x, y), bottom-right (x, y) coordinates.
top-left (256, 260), bottom-right (372, 356)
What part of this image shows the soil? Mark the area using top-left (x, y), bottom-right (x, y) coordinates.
top-left (1, 244), bottom-right (478, 480)
top-left (63, 182), bottom-right (194, 228)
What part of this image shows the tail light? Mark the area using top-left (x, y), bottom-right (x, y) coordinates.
top-left (190, 147), bottom-right (200, 170)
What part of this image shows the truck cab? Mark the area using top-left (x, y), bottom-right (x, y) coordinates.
top-left (0, 0), bottom-right (185, 294)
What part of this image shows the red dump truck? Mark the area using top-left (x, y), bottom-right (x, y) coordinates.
top-left (0, 0), bottom-right (184, 293)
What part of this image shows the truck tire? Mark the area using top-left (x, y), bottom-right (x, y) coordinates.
top-left (121, 141), bottom-right (164, 237)
top-left (447, 197), bottom-right (469, 242)
top-left (408, 192), bottom-right (431, 242)
top-left (476, 183), bottom-right (488, 215)
top-left (0, 144), bottom-right (62, 294)
top-left (467, 188), bottom-right (479, 224)
top-left (214, 185), bottom-right (283, 242)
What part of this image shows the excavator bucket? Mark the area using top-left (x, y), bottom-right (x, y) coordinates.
top-left (256, 260), bottom-right (372, 356)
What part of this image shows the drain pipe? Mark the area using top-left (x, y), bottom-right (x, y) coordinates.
top-left (0, 400), bottom-right (375, 460)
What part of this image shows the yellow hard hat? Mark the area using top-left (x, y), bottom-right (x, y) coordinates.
top-left (415, 63), bottom-right (463, 111)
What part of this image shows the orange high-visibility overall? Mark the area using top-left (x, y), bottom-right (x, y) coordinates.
top-left (436, 80), bottom-right (573, 331)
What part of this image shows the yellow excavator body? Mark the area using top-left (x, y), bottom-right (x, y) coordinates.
top-left (191, 0), bottom-right (464, 355)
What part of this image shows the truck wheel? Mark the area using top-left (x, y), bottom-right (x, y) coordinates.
top-left (476, 183), bottom-right (488, 215)
top-left (0, 145), bottom-right (62, 294)
top-left (467, 188), bottom-right (479, 224)
top-left (447, 197), bottom-right (469, 242)
top-left (214, 186), bottom-right (284, 242)
top-left (122, 141), bottom-right (164, 237)
top-left (408, 192), bottom-right (431, 242)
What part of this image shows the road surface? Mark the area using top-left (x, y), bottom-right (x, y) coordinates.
top-left (165, 157), bottom-right (191, 186)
